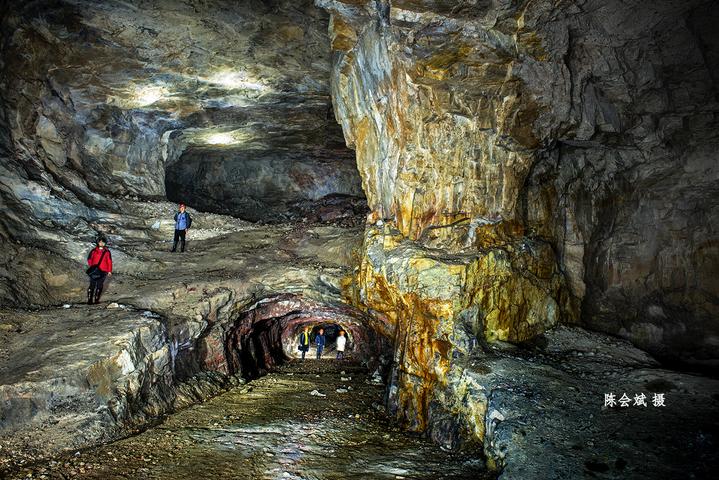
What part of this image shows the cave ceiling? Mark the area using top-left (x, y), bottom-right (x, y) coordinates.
top-left (2, 0), bottom-right (349, 196)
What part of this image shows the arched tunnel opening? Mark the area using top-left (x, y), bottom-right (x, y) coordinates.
top-left (223, 295), bottom-right (390, 381)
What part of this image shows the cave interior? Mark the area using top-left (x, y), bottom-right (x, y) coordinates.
top-left (0, 0), bottom-right (718, 478)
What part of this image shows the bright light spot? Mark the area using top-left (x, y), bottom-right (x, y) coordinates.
top-left (208, 70), bottom-right (268, 91)
top-left (210, 71), bottom-right (244, 87)
top-left (134, 85), bottom-right (168, 107)
top-left (205, 132), bottom-right (236, 145)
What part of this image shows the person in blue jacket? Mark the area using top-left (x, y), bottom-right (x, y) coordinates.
top-left (171, 203), bottom-right (192, 252)
top-left (315, 328), bottom-right (326, 359)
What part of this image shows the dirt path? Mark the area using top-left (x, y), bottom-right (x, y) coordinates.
top-left (5, 361), bottom-right (491, 480)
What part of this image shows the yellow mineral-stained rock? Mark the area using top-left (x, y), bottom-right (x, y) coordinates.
top-left (321, 0), bottom-right (719, 376)
top-left (322, 0), bottom-right (575, 449)
top-left (344, 223), bottom-right (571, 438)
top-left (324, 4), bottom-right (546, 243)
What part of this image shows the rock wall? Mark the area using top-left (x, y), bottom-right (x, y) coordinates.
top-left (166, 121), bottom-right (364, 222)
top-left (317, 0), bottom-right (719, 448)
top-left (0, 305), bottom-right (241, 459)
top-left (0, 0), bottom-right (365, 304)
top-left (345, 224), bottom-right (567, 436)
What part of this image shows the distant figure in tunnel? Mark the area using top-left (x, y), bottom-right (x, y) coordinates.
top-left (336, 330), bottom-right (347, 360)
top-left (298, 326), bottom-right (311, 361)
top-left (86, 235), bottom-right (112, 305)
top-left (171, 203), bottom-right (192, 252)
top-left (315, 328), bottom-right (326, 359)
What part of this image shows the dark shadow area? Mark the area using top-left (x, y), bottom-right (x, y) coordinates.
top-left (165, 148), bottom-right (367, 224)
top-left (235, 318), bottom-right (287, 379)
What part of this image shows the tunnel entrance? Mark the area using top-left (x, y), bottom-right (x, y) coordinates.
top-left (223, 294), bottom-right (390, 381)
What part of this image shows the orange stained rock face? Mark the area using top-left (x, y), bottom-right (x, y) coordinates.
top-left (329, 14), bottom-right (358, 52)
top-left (326, 7), bottom-right (553, 242)
top-left (516, 30), bottom-right (549, 61)
top-left (326, 0), bottom-right (580, 444)
top-left (348, 98), bottom-right (541, 241)
top-left (417, 44), bottom-right (475, 81)
top-left (343, 225), bottom-right (570, 438)
top-left (376, 282), bottom-right (453, 432)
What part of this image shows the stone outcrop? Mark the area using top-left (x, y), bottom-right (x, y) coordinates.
top-left (345, 224), bottom-right (567, 433)
top-left (317, 0), bottom-right (719, 465)
top-left (0, 305), bottom-right (238, 456)
top-left (442, 325), bottom-right (719, 479)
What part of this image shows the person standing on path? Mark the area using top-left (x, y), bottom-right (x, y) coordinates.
top-left (336, 330), bottom-right (347, 360)
top-left (315, 328), bottom-right (326, 359)
top-left (86, 235), bottom-right (113, 305)
top-left (298, 326), bottom-right (311, 361)
top-left (172, 203), bottom-right (192, 252)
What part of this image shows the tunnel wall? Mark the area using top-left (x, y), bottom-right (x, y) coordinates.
top-left (0, 290), bottom-right (390, 461)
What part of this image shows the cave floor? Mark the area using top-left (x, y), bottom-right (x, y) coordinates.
top-left (3, 361), bottom-right (490, 480)
top-left (462, 327), bottom-right (719, 479)
top-left (1, 201), bottom-right (718, 479)
top-left (0, 202), bottom-right (375, 471)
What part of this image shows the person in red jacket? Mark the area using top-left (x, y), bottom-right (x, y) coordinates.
top-left (86, 235), bottom-right (113, 304)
